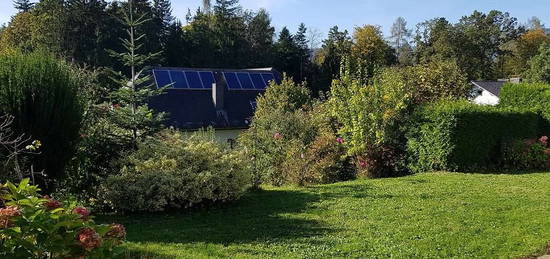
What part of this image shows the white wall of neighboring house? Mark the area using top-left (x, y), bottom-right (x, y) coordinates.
top-left (473, 90), bottom-right (500, 105)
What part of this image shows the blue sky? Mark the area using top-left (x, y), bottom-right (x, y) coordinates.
top-left (0, 0), bottom-right (548, 38)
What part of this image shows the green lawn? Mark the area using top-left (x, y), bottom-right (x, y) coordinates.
top-left (105, 172), bottom-right (550, 258)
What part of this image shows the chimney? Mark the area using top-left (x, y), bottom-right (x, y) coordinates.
top-left (212, 72), bottom-right (225, 110)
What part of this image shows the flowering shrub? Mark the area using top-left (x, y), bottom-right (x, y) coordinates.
top-left (282, 132), bottom-right (355, 185)
top-left (0, 179), bottom-right (125, 258)
top-left (329, 65), bottom-right (411, 178)
top-left (503, 136), bottom-right (550, 170)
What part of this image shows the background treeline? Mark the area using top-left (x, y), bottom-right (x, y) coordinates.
top-left (2, 1), bottom-right (549, 94)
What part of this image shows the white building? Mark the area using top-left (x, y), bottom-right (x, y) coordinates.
top-left (471, 81), bottom-right (505, 106)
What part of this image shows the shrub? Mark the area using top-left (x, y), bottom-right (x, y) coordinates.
top-left (383, 59), bottom-right (470, 105)
top-left (499, 82), bottom-right (550, 133)
top-left (502, 136), bottom-right (550, 170)
top-left (0, 51), bottom-right (83, 190)
top-left (407, 100), bottom-right (540, 173)
top-left (524, 43), bottom-right (550, 84)
top-left (241, 77), bottom-right (354, 186)
top-left (329, 64), bottom-right (411, 178)
top-left (101, 129), bottom-right (251, 212)
top-left (0, 179), bottom-right (125, 258)
top-left (240, 77), bottom-right (318, 186)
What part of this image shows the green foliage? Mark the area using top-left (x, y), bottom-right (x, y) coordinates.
top-left (240, 77), bottom-right (316, 186)
top-left (407, 100), bottom-right (540, 173)
top-left (0, 179), bottom-right (125, 258)
top-left (100, 129), bottom-right (251, 212)
top-left (524, 43), bottom-right (550, 84)
top-left (0, 51), bottom-right (83, 188)
top-left (499, 82), bottom-right (550, 133)
top-left (502, 137), bottom-right (550, 170)
top-left (393, 59), bottom-right (470, 104)
top-left (415, 11), bottom-right (523, 80)
top-left (329, 64), bottom-right (411, 177)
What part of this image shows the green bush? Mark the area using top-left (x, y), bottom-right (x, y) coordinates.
top-left (100, 129), bottom-right (251, 212)
top-left (240, 77), bottom-right (317, 186)
top-left (329, 64), bottom-right (411, 178)
top-left (0, 51), bottom-right (83, 189)
top-left (502, 136), bottom-right (550, 170)
top-left (523, 43), bottom-right (550, 84)
top-left (0, 179), bottom-right (125, 258)
top-left (240, 77), bottom-right (354, 186)
top-left (407, 100), bottom-right (540, 173)
top-left (499, 82), bottom-right (550, 133)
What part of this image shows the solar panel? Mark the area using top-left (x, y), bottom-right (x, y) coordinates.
top-left (154, 70), bottom-right (172, 88)
top-left (169, 70), bottom-right (188, 89)
top-left (184, 71), bottom-right (203, 89)
top-left (261, 73), bottom-right (276, 86)
top-left (237, 72), bottom-right (255, 89)
top-left (199, 71), bottom-right (215, 89)
top-left (224, 72), bottom-right (241, 89)
top-left (250, 73), bottom-right (267, 89)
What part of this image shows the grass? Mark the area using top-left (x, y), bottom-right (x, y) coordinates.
top-left (104, 172), bottom-right (550, 258)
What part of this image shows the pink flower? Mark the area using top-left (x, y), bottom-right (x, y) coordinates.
top-left (43, 196), bottom-right (62, 210)
top-left (543, 149), bottom-right (550, 155)
top-left (105, 224), bottom-right (126, 240)
top-left (0, 206), bottom-right (21, 228)
top-left (540, 136), bottom-right (548, 146)
top-left (273, 132), bottom-right (283, 140)
top-left (77, 228), bottom-right (102, 251)
top-left (336, 137), bottom-right (344, 144)
top-left (73, 207), bottom-right (90, 220)
top-left (358, 159), bottom-right (367, 168)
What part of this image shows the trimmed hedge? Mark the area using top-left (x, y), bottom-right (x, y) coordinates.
top-left (407, 100), bottom-right (540, 173)
top-left (499, 82), bottom-right (550, 134)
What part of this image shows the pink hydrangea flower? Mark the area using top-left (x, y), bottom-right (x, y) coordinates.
top-left (77, 228), bottom-right (102, 251)
top-left (0, 206), bottom-right (21, 228)
top-left (106, 224), bottom-right (127, 239)
top-left (43, 196), bottom-right (62, 210)
top-left (540, 136), bottom-right (548, 146)
top-left (73, 207), bottom-right (90, 220)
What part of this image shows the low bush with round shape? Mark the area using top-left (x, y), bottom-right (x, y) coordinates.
top-left (101, 129), bottom-right (251, 212)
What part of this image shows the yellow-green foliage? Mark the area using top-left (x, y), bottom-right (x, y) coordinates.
top-left (499, 82), bottom-right (550, 133)
top-left (101, 129), bottom-right (251, 212)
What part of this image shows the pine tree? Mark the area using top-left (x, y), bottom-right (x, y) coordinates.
top-left (107, 0), bottom-right (165, 147)
top-left (294, 23), bottom-right (310, 81)
top-left (14, 0), bottom-right (34, 12)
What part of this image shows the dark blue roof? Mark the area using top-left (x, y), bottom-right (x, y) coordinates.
top-left (149, 67), bottom-right (281, 130)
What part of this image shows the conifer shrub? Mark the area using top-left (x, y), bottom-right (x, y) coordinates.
top-left (0, 51), bottom-right (83, 188)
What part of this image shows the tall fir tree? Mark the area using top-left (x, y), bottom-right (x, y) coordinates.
top-left (107, 0), bottom-right (165, 147)
top-left (14, 0), bottom-right (34, 12)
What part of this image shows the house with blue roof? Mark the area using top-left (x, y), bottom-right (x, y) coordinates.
top-left (149, 67), bottom-right (282, 143)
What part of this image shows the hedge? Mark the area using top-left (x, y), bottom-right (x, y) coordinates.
top-left (499, 82), bottom-right (550, 134)
top-left (407, 100), bottom-right (540, 173)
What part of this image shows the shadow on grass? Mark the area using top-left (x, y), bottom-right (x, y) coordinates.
top-left (103, 189), bottom-right (328, 246)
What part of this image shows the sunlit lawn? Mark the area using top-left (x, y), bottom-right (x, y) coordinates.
top-left (103, 172), bottom-right (550, 258)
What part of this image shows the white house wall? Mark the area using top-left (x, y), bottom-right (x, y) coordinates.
top-left (473, 90), bottom-right (500, 106)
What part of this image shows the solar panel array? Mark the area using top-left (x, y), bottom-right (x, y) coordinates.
top-left (153, 69), bottom-right (275, 90)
